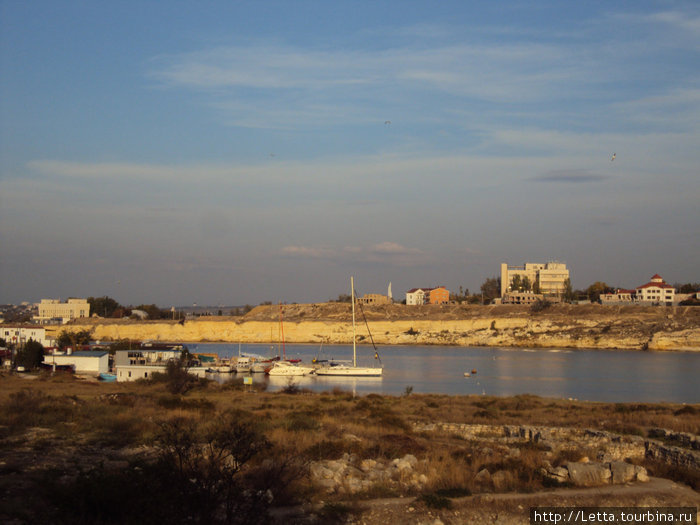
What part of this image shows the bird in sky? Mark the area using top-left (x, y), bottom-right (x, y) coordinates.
top-left (611, 153), bottom-right (616, 161)
top-left (384, 120), bottom-right (391, 125)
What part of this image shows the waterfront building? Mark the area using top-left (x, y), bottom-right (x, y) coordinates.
top-left (34, 298), bottom-right (90, 324)
top-left (113, 347), bottom-right (207, 382)
top-left (43, 350), bottom-right (109, 375)
top-left (500, 262), bottom-right (570, 298)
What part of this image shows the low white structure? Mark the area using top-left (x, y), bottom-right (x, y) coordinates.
top-left (501, 292), bottom-right (544, 305)
top-left (600, 289), bottom-right (636, 305)
top-left (1, 325), bottom-right (54, 347)
top-left (43, 351), bottom-right (109, 374)
top-left (117, 364), bottom-right (166, 381)
top-left (113, 348), bottom-right (207, 382)
top-left (116, 363), bottom-right (208, 382)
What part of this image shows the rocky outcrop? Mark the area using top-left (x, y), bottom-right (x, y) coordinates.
top-left (309, 453), bottom-right (428, 495)
top-left (57, 303), bottom-right (700, 351)
top-left (415, 423), bottom-right (647, 463)
top-left (540, 461), bottom-right (648, 486)
top-left (645, 441), bottom-right (700, 470)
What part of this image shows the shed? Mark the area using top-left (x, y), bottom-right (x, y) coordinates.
top-left (44, 351), bottom-right (109, 375)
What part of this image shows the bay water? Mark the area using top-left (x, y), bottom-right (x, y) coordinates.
top-left (189, 343), bottom-right (700, 403)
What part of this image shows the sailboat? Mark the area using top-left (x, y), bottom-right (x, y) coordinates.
top-left (316, 276), bottom-right (383, 377)
top-left (265, 303), bottom-right (315, 376)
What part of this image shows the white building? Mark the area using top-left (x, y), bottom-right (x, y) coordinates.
top-left (43, 350), bottom-right (109, 375)
top-left (1, 325), bottom-right (54, 347)
top-left (34, 298), bottom-right (90, 324)
top-left (500, 262), bottom-right (570, 298)
top-left (113, 347), bottom-right (207, 382)
top-left (635, 274), bottom-right (675, 306)
top-left (600, 289), bottom-right (636, 305)
top-left (405, 288), bottom-right (428, 305)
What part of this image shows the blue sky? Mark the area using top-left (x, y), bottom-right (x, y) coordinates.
top-left (1, 1), bottom-right (698, 307)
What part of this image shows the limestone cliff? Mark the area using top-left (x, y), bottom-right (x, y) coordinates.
top-left (53, 303), bottom-right (700, 351)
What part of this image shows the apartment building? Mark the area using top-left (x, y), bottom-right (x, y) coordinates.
top-left (34, 298), bottom-right (90, 324)
top-left (500, 262), bottom-right (569, 298)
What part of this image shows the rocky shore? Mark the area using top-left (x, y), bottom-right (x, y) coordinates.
top-left (57, 303), bottom-right (700, 351)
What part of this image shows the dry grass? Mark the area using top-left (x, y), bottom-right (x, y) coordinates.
top-left (0, 371), bottom-right (698, 519)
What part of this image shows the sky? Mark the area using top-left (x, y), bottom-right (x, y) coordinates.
top-left (1, 1), bottom-right (699, 307)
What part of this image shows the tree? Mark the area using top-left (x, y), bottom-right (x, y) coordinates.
top-left (521, 276), bottom-right (532, 292)
top-left (88, 296), bottom-right (121, 318)
top-left (15, 339), bottom-right (45, 370)
top-left (675, 283), bottom-right (700, 294)
top-left (134, 304), bottom-right (165, 320)
top-left (480, 276), bottom-right (501, 304)
top-left (586, 281), bottom-right (611, 303)
top-left (510, 274), bottom-right (522, 292)
top-left (56, 329), bottom-right (92, 350)
top-left (563, 278), bottom-right (575, 302)
top-left (532, 280), bottom-right (541, 294)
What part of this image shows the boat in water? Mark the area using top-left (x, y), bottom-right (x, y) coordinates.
top-left (316, 276), bottom-right (383, 377)
top-left (267, 360), bottom-right (316, 376)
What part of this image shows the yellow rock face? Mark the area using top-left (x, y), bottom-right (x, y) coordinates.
top-left (52, 303), bottom-right (700, 351)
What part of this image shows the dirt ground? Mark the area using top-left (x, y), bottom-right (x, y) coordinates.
top-left (271, 478), bottom-right (699, 524)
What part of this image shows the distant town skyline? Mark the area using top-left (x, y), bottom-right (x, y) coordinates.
top-left (1, 1), bottom-right (698, 306)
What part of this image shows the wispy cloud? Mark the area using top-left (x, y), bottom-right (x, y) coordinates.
top-left (532, 169), bottom-right (611, 183)
top-left (281, 242), bottom-right (428, 266)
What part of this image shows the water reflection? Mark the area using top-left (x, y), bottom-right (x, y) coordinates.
top-left (197, 343), bottom-right (700, 403)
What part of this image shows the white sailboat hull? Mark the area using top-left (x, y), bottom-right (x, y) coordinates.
top-left (315, 365), bottom-right (383, 377)
top-left (267, 362), bottom-right (315, 376)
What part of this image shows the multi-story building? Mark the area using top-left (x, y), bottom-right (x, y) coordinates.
top-left (428, 287), bottom-right (449, 304)
top-left (500, 262), bottom-right (569, 298)
top-left (1, 325), bottom-right (54, 347)
top-left (406, 288), bottom-right (427, 305)
top-left (34, 298), bottom-right (90, 324)
top-left (635, 274), bottom-right (675, 306)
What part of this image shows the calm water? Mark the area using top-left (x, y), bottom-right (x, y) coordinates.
top-left (189, 343), bottom-right (700, 403)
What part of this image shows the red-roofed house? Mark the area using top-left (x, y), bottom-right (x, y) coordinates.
top-left (635, 274), bottom-right (675, 305)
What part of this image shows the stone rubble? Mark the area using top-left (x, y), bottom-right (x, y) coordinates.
top-left (309, 453), bottom-right (427, 495)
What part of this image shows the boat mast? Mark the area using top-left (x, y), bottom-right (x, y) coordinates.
top-left (279, 303), bottom-right (286, 360)
top-left (351, 276), bottom-right (356, 367)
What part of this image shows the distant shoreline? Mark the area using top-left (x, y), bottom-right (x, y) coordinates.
top-left (53, 302), bottom-right (700, 352)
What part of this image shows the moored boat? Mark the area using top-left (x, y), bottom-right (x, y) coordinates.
top-left (315, 276), bottom-right (383, 377)
top-left (267, 360), bottom-right (315, 376)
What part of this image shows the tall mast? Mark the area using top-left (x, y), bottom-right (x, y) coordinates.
top-left (351, 276), bottom-right (356, 367)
